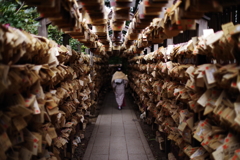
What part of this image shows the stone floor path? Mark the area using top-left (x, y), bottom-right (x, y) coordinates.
top-left (83, 91), bottom-right (155, 160)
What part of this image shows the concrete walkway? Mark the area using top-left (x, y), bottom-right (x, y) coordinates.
top-left (83, 91), bottom-right (155, 160)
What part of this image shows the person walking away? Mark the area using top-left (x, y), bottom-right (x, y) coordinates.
top-left (111, 68), bottom-right (128, 110)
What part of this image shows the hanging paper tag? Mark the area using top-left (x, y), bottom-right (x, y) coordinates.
top-left (66, 45), bottom-right (72, 56)
top-left (32, 99), bottom-right (41, 114)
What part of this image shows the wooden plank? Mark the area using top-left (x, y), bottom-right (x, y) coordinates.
top-left (77, 43), bottom-right (82, 53)
top-left (62, 34), bottom-right (71, 46)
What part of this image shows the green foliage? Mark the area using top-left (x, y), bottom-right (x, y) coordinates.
top-left (81, 44), bottom-right (87, 54)
top-left (69, 38), bottom-right (79, 51)
top-left (0, 0), bottom-right (39, 34)
top-left (47, 26), bottom-right (86, 53)
top-left (0, 0), bottom-right (88, 53)
top-left (48, 25), bottom-right (63, 44)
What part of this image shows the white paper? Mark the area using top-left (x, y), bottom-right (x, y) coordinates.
top-left (32, 99), bottom-right (41, 114)
top-left (203, 29), bottom-right (214, 38)
top-left (212, 145), bottom-right (224, 160)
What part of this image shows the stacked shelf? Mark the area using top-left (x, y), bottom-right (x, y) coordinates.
top-left (128, 23), bottom-right (240, 159)
top-left (0, 25), bottom-right (109, 160)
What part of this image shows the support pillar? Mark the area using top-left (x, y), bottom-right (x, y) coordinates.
top-left (62, 34), bottom-right (71, 46)
top-left (77, 43), bottom-right (82, 53)
top-left (36, 18), bottom-right (48, 37)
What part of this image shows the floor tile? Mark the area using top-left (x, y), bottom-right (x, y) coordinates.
top-left (89, 154), bottom-right (108, 160)
top-left (83, 92), bottom-right (154, 160)
top-left (109, 153), bottom-right (128, 160)
top-left (91, 146), bottom-right (109, 155)
top-left (129, 154), bottom-right (148, 160)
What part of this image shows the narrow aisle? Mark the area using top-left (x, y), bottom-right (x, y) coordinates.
top-left (83, 91), bottom-right (155, 160)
